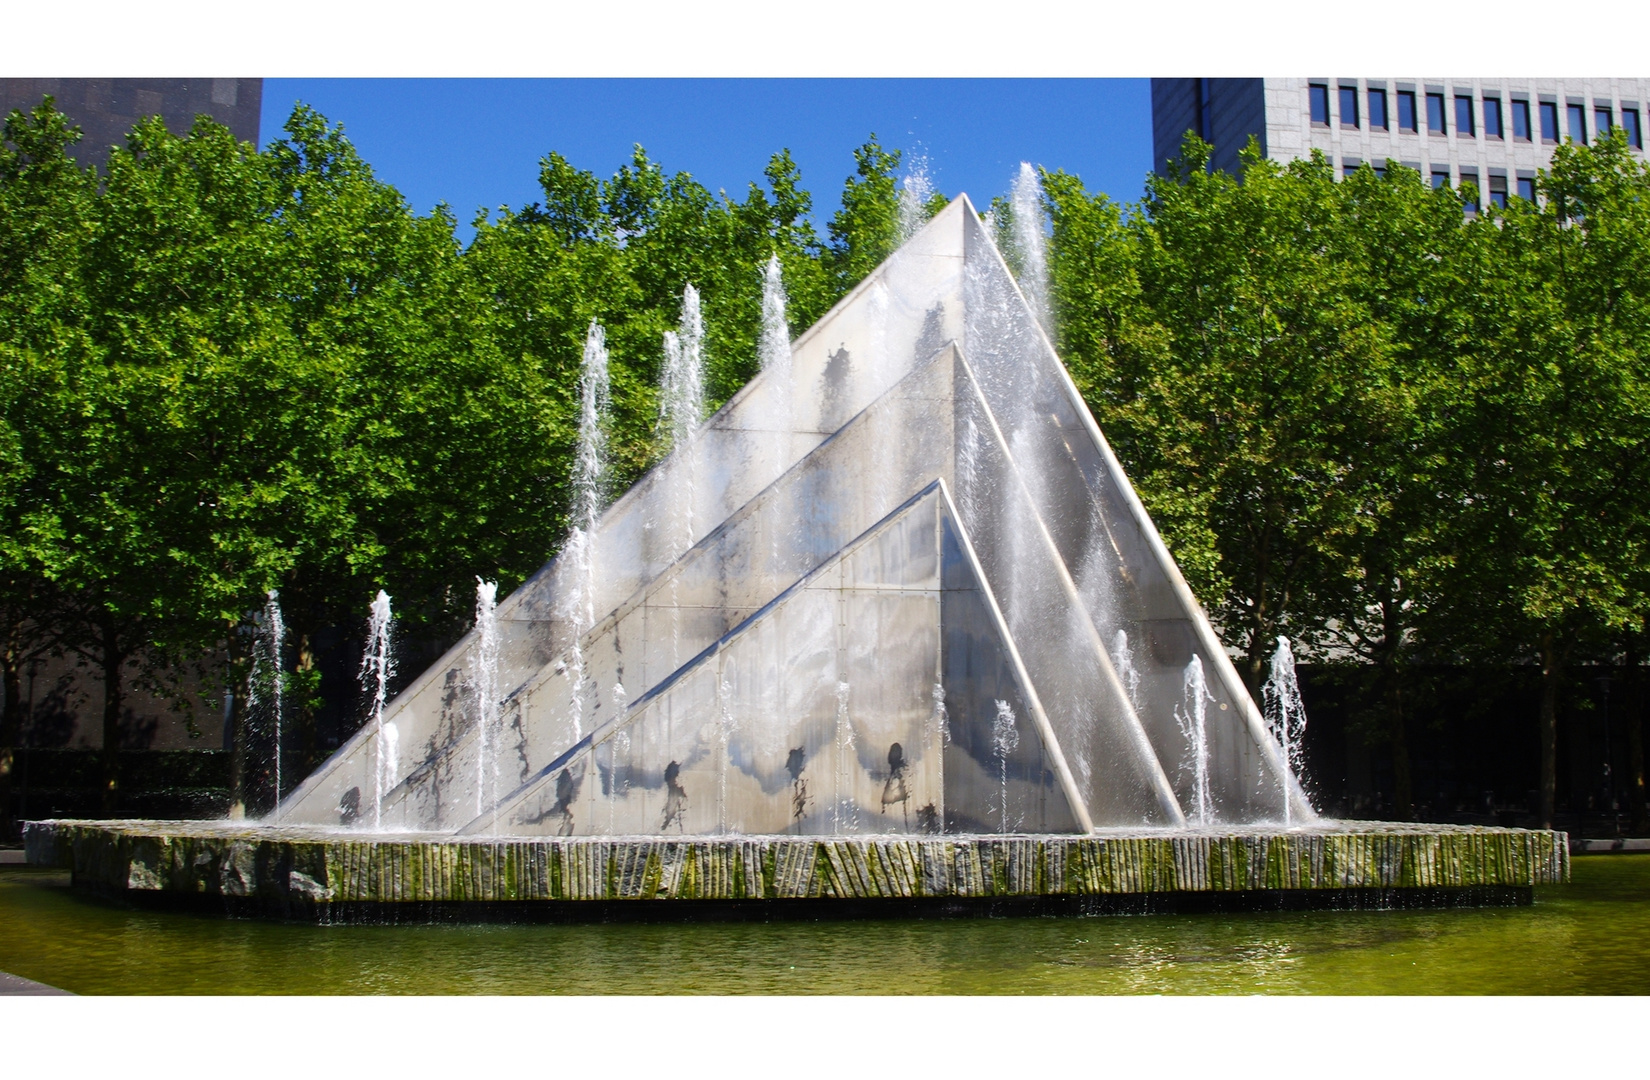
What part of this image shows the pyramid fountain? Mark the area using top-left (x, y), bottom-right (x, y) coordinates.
top-left (24, 196), bottom-right (1566, 918)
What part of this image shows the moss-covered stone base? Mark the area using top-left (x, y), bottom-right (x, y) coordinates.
top-left (23, 819), bottom-right (1567, 920)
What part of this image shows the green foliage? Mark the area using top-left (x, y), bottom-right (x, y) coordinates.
top-left (0, 101), bottom-right (903, 805)
top-left (467, 141), bottom-right (841, 507)
top-left (7, 94), bottom-right (1649, 827)
top-left (1050, 131), bottom-right (1650, 821)
top-left (1438, 132), bottom-right (1650, 646)
top-left (827, 135), bottom-right (903, 290)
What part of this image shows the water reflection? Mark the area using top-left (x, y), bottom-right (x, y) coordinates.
top-left (0, 858), bottom-right (1644, 995)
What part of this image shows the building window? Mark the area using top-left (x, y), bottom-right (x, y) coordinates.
top-left (1488, 174), bottom-right (1508, 209)
top-left (1483, 97), bottom-right (1504, 139)
top-left (1372, 163), bottom-right (1387, 179)
top-left (1427, 93), bottom-right (1447, 134)
top-left (1369, 88), bottom-right (1389, 130)
top-left (1624, 109), bottom-right (1644, 149)
top-left (1339, 85), bottom-right (1360, 128)
top-left (1455, 95), bottom-right (1475, 136)
top-left (1310, 84), bottom-right (1331, 126)
top-left (1517, 175), bottom-right (1537, 201)
top-left (1567, 103), bottom-right (1587, 143)
top-left (1595, 106), bottom-right (1613, 137)
top-left (1512, 99), bottom-right (1532, 140)
top-left (1431, 168), bottom-right (1450, 190)
top-left (1397, 91), bottom-right (1418, 132)
top-left (1540, 102), bottom-right (1560, 143)
top-left (1460, 170), bottom-right (1480, 213)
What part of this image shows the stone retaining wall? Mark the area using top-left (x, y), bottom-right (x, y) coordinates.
top-left (23, 820), bottom-right (1567, 910)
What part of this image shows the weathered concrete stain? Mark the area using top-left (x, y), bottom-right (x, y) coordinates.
top-left (23, 819), bottom-right (1567, 909)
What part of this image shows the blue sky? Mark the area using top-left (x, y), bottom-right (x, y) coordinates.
top-left (259, 79), bottom-right (1151, 243)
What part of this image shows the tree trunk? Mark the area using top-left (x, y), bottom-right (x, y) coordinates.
top-left (296, 631), bottom-right (318, 775)
top-left (98, 614), bottom-right (125, 817)
top-left (0, 636), bottom-right (24, 842)
top-left (225, 620), bottom-right (252, 819)
top-left (1241, 523), bottom-right (1275, 701)
top-left (1243, 645), bottom-right (1266, 703)
top-left (1627, 629), bottom-right (1648, 835)
top-left (1388, 676), bottom-right (1413, 821)
top-left (1377, 595), bottom-right (1413, 822)
top-left (1539, 630), bottom-right (1562, 831)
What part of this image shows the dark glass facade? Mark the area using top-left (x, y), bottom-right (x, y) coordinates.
top-left (1488, 174), bottom-right (1508, 209)
top-left (1339, 85), bottom-right (1359, 127)
top-left (1427, 93), bottom-right (1447, 134)
top-left (1483, 97), bottom-right (1503, 138)
top-left (1310, 84), bottom-right (1330, 126)
top-left (1397, 91), bottom-right (1418, 132)
top-left (1368, 88), bottom-right (1388, 130)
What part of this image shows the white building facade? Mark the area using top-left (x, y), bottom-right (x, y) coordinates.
top-left (1152, 78), bottom-right (1648, 204)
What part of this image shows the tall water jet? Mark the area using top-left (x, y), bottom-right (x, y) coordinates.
top-left (833, 680), bottom-right (854, 834)
top-left (716, 672), bottom-right (734, 834)
top-left (759, 256), bottom-right (794, 571)
top-left (658, 287), bottom-right (705, 672)
top-left (563, 320), bottom-right (612, 740)
top-left (759, 255), bottom-right (792, 377)
top-left (469, 578), bottom-right (500, 825)
top-left (898, 152), bottom-right (935, 242)
top-left (607, 681), bottom-right (629, 834)
top-left (1174, 655), bottom-right (1215, 825)
top-left (264, 591), bottom-right (285, 812)
top-left (247, 590), bottom-right (285, 818)
top-left (659, 285), bottom-right (705, 464)
top-left (360, 590), bottom-right (395, 831)
top-left (1263, 636), bottom-right (1310, 826)
top-left (573, 320), bottom-right (611, 541)
top-left (1112, 629), bottom-right (1142, 714)
top-left (1010, 162), bottom-right (1051, 331)
top-left (992, 699), bottom-right (1020, 834)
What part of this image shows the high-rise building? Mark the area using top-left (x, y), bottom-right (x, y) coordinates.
top-left (1153, 78), bottom-right (1648, 206)
top-left (0, 78), bottom-right (262, 173)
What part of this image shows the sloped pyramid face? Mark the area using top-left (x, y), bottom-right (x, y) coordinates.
top-left (279, 196), bottom-right (1313, 835)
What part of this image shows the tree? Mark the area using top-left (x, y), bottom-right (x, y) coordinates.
top-left (827, 136), bottom-right (904, 293)
top-left (1435, 133), bottom-right (1650, 828)
top-left (1, 101), bottom-right (101, 825)
top-left (1122, 138), bottom-right (1399, 694)
top-left (1303, 161), bottom-right (1475, 819)
top-left (0, 105), bottom-right (996, 824)
top-left (57, 112), bottom-right (307, 812)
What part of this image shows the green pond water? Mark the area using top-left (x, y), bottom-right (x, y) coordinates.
top-left (2, 856), bottom-right (1646, 994)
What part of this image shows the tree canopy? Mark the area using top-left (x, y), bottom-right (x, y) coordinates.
top-left (4, 98), bottom-right (1648, 831)
top-left (1048, 133), bottom-right (1650, 825)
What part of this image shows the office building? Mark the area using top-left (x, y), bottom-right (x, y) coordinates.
top-left (0, 78), bottom-right (262, 173)
top-left (1153, 78), bottom-right (1648, 206)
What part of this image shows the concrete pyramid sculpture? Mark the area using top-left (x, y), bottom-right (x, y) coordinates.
top-left (279, 195), bottom-right (1313, 836)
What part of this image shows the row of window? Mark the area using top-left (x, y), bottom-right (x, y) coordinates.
top-left (1339, 159), bottom-right (1537, 209)
top-left (1309, 83), bottom-right (1645, 150)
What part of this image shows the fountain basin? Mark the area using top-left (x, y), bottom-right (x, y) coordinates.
top-left (22, 819), bottom-right (1567, 922)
